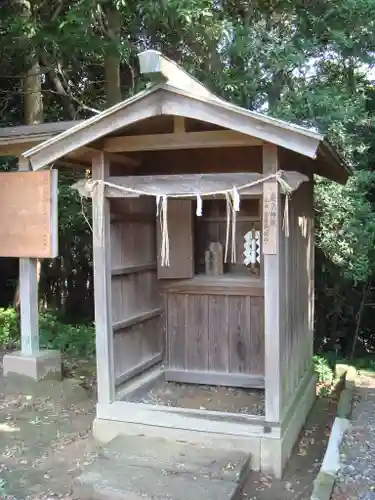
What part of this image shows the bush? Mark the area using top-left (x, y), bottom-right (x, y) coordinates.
top-left (313, 355), bottom-right (334, 385)
top-left (39, 311), bottom-right (95, 357)
top-left (0, 308), bottom-right (95, 357)
top-left (0, 307), bottom-right (19, 348)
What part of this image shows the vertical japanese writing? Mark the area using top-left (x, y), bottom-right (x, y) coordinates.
top-left (262, 182), bottom-right (278, 254)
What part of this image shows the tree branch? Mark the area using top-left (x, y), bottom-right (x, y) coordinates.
top-left (40, 53), bottom-right (101, 117)
top-left (40, 52), bottom-right (76, 119)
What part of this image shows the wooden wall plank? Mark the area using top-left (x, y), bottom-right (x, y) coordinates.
top-left (165, 290), bottom-right (264, 385)
top-left (207, 295), bottom-right (229, 372)
top-left (157, 199), bottom-right (194, 279)
top-left (185, 295), bottom-right (209, 370)
top-left (228, 296), bottom-right (248, 373)
top-left (167, 294), bottom-right (186, 369)
top-left (250, 296), bottom-right (265, 375)
top-left (279, 178), bottom-right (315, 416)
top-left (110, 195), bottom-right (162, 388)
top-left (114, 317), bottom-right (162, 384)
top-left (137, 146), bottom-right (263, 176)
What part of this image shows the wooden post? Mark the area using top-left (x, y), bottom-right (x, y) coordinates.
top-left (92, 151), bottom-right (115, 404)
top-left (18, 157), bottom-right (39, 356)
top-left (262, 144), bottom-right (282, 423)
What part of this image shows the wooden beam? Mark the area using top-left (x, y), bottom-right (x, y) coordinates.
top-left (161, 276), bottom-right (264, 297)
top-left (92, 151), bottom-right (115, 404)
top-left (138, 50), bottom-right (217, 100)
top-left (115, 353), bottom-right (163, 387)
top-left (25, 90), bottom-right (161, 171)
top-left (161, 90), bottom-right (321, 159)
top-left (173, 116), bottom-right (185, 133)
top-left (81, 147), bottom-right (140, 167)
top-left (113, 308), bottom-right (163, 332)
top-left (97, 400), bottom-right (272, 438)
top-left (55, 149), bottom-right (140, 170)
top-left (263, 144), bottom-right (282, 423)
top-left (165, 370), bottom-right (264, 389)
top-left (111, 262), bottom-right (156, 276)
top-left (103, 130), bottom-right (262, 152)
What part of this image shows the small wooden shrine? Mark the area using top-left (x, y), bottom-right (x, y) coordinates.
top-left (20, 51), bottom-right (350, 477)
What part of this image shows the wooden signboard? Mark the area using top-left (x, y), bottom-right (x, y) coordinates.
top-left (262, 181), bottom-right (278, 255)
top-left (0, 170), bottom-right (58, 258)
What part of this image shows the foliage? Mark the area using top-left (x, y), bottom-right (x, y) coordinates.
top-left (342, 356), bottom-right (375, 374)
top-left (316, 171), bottom-right (375, 284)
top-left (313, 355), bottom-right (335, 385)
top-left (39, 170), bottom-right (93, 322)
top-left (39, 311), bottom-right (95, 357)
top-left (0, 307), bottom-right (18, 349)
top-left (0, 308), bottom-right (95, 357)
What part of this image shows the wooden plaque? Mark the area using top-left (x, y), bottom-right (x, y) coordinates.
top-left (262, 181), bottom-right (278, 255)
top-left (0, 170), bottom-right (58, 258)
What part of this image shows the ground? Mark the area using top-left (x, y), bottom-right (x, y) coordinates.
top-left (241, 393), bottom-right (338, 500)
top-left (128, 379), bottom-right (265, 415)
top-left (0, 354), bottom-right (345, 499)
top-left (0, 355), bottom-right (97, 499)
top-left (331, 373), bottom-right (375, 500)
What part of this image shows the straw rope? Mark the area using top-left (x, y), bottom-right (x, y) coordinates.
top-left (83, 170), bottom-right (295, 266)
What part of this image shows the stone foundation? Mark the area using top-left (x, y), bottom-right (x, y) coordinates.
top-left (3, 350), bottom-right (62, 381)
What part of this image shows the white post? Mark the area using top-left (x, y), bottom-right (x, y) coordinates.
top-left (92, 151), bottom-right (115, 404)
top-left (18, 157), bottom-right (40, 356)
top-left (19, 259), bottom-right (39, 355)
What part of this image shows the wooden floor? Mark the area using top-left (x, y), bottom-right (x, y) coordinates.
top-left (126, 378), bottom-right (265, 416)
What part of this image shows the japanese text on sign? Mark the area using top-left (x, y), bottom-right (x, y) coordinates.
top-left (0, 170), bottom-right (58, 258)
top-left (262, 182), bottom-right (278, 254)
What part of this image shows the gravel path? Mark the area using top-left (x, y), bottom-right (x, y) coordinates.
top-left (332, 374), bottom-right (375, 500)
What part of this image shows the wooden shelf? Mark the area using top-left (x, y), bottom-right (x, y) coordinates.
top-left (161, 274), bottom-right (264, 296)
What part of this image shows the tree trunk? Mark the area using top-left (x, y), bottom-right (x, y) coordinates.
top-left (13, 0), bottom-right (43, 311)
top-left (349, 282), bottom-right (370, 360)
top-left (24, 57), bottom-right (43, 123)
top-left (103, 4), bottom-right (122, 106)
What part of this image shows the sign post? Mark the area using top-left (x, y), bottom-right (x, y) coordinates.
top-left (2, 163), bottom-right (61, 381)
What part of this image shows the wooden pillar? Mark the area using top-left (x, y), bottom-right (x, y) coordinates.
top-left (262, 144), bottom-right (283, 423)
top-left (92, 151), bottom-right (115, 404)
top-left (18, 157), bottom-right (39, 356)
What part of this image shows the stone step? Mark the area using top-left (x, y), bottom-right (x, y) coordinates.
top-left (100, 435), bottom-right (251, 482)
top-left (75, 434), bottom-right (251, 499)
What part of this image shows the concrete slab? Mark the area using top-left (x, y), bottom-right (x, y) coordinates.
top-left (3, 349), bottom-right (61, 381)
top-left (76, 434), bottom-right (251, 499)
top-left (101, 435), bottom-right (251, 482)
top-left (92, 416), bottom-right (261, 470)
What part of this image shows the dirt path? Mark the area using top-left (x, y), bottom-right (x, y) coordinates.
top-left (332, 374), bottom-right (375, 500)
top-left (0, 358), bottom-right (97, 499)
top-left (241, 394), bottom-right (338, 500)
